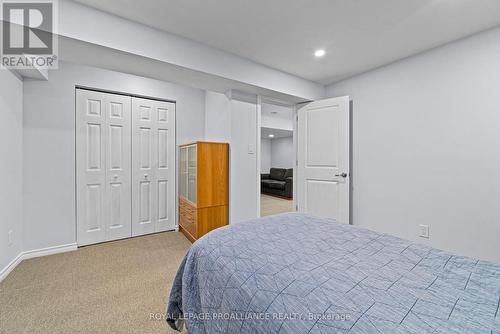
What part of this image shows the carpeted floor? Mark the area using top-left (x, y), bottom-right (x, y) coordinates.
top-left (0, 232), bottom-right (191, 334)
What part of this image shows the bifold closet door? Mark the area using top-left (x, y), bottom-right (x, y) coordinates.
top-left (132, 98), bottom-right (176, 236)
top-left (76, 89), bottom-right (132, 246)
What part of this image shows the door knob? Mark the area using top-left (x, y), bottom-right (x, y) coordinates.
top-left (113, 175), bottom-right (118, 180)
top-left (335, 173), bottom-right (348, 178)
top-left (144, 174), bottom-right (148, 179)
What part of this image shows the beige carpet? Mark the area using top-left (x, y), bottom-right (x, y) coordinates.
top-left (0, 232), bottom-right (191, 334)
top-left (260, 194), bottom-right (294, 217)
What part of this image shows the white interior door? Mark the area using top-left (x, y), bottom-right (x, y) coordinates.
top-left (76, 89), bottom-right (132, 246)
top-left (297, 96), bottom-right (350, 223)
top-left (132, 97), bottom-right (176, 236)
top-left (105, 93), bottom-right (132, 241)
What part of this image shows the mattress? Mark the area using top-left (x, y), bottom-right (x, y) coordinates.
top-left (167, 213), bottom-right (500, 333)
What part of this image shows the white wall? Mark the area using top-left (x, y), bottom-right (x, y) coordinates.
top-left (271, 137), bottom-right (294, 169)
top-left (23, 61), bottom-right (205, 251)
top-left (205, 91), bottom-right (231, 142)
top-left (0, 70), bottom-right (23, 274)
top-left (261, 138), bottom-right (271, 173)
top-left (205, 91), bottom-right (259, 224)
top-left (326, 27), bottom-right (500, 262)
top-left (229, 99), bottom-right (258, 223)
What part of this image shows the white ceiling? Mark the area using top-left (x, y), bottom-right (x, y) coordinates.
top-left (73, 0), bottom-right (500, 85)
top-left (261, 103), bottom-right (294, 130)
top-left (261, 103), bottom-right (293, 120)
top-left (261, 127), bottom-right (293, 139)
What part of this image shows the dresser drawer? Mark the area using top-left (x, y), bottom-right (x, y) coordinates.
top-left (180, 212), bottom-right (197, 237)
top-left (180, 197), bottom-right (197, 239)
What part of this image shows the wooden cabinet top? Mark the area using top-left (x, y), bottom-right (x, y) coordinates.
top-left (179, 141), bottom-right (229, 147)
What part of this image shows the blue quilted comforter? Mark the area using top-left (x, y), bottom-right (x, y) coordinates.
top-left (167, 213), bottom-right (500, 333)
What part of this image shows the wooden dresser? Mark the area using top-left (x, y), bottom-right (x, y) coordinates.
top-left (178, 142), bottom-right (229, 242)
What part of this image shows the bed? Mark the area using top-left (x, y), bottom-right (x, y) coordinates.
top-left (167, 213), bottom-right (500, 333)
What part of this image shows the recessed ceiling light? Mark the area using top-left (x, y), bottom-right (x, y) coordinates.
top-left (314, 49), bottom-right (326, 58)
top-left (268, 134), bottom-right (275, 138)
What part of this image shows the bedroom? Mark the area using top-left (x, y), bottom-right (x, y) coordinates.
top-left (1, 0), bottom-right (500, 333)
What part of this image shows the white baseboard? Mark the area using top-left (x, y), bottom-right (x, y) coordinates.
top-left (0, 243), bottom-right (77, 283)
top-left (21, 243), bottom-right (77, 260)
top-left (0, 252), bottom-right (24, 283)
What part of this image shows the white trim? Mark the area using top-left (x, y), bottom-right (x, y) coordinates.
top-left (293, 104), bottom-right (298, 211)
top-left (0, 243), bottom-right (77, 282)
top-left (256, 96), bottom-right (262, 217)
top-left (21, 243), bottom-right (77, 260)
top-left (260, 96), bottom-right (296, 108)
top-left (0, 253), bottom-right (23, 283)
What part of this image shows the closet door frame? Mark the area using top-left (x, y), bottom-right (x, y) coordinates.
top-left (76, 86), bottom-right (177, 247)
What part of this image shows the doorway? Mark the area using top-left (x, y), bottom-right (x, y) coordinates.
top-left (258, 100), bottom-right (296, 217)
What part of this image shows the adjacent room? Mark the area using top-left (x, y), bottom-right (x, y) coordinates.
top-left (1, 1), bottom-right (500, 333)
top-left (260, 102), bottom-right (295, 217)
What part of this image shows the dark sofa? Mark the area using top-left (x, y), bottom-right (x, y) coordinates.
top-left (261, 168), bottom-right (293, 198)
